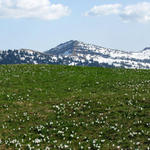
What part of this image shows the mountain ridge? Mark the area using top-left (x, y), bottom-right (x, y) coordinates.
top-left (45, 40), bottom-right (130, 55)
top-left (0, 40), bottom-right (150, 69)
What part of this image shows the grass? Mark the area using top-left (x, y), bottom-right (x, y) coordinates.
top-left (0, 64), bottom-right (150, 150)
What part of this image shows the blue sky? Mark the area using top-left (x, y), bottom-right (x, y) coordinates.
top-left (0, 0), bottom-right (150, 52)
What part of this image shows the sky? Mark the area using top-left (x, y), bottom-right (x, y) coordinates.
top-left (0, 0), bottom-right (150, 52)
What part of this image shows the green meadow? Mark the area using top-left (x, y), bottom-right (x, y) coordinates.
top-left (0, 65), bottom-right (149, 150)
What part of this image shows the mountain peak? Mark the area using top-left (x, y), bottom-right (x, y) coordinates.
top-left (45, 40), bottom-right (108, 56)
top-left (66, 40), bottom-right (80, 43)
top-left (45, 40), bottom-right (81, 55)
top-left (57, 40), bottom-right (79, 46)
top-left (143, 47), bottom-right (150, 51)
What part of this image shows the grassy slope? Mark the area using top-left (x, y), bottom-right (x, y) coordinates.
top-left (0, 64), bottom-right (150, 150)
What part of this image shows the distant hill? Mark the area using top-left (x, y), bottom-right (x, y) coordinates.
top-left (1, 40), bottom-right (150, 69)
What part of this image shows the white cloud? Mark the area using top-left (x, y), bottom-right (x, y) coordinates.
top-left (0, 0), bottom-right (70, 20)
top-left (121, 2), bottom-right (150, 23)
top-left (85, 4), bottom-right (122, 16)
top-left (86, 2), bottom-right (150, 23)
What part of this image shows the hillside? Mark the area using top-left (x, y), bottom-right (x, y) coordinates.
top-left (0, 65), bottom-right (150, 150)
top-left (1, 40), bottom-right (150, 69)
top-left (45, 40), bottom-right (150, 69)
